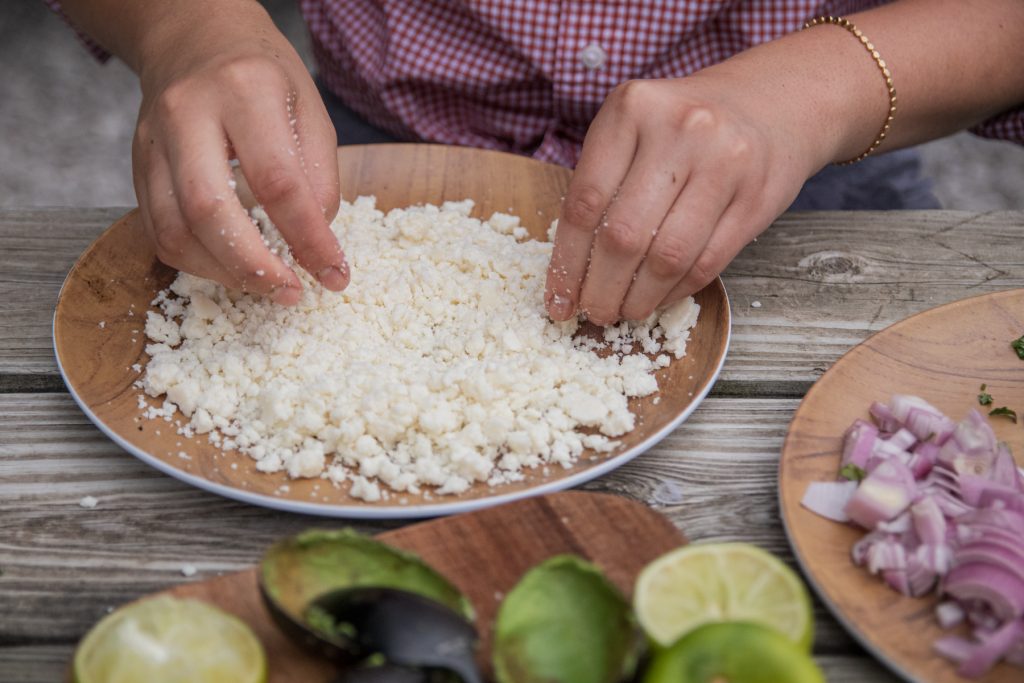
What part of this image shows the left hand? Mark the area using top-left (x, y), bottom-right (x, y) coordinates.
top-left (544, 74), bottom-right (822, 325)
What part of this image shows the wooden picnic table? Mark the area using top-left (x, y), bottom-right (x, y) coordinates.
top-left (2, 206), bottom-right (1022, 682)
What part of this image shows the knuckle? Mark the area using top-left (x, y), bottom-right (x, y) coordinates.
top-left (722, 134), bottom-right (753, 163)
top-left (253, 168), bottom-right (302, 206)
top-left (678, 105), bottom-right (719, 134)
top-left (612, 79), bottom-right (653, 113)
top-left (621, 301), bottom-right (656, 322)
top-left (239, 268), bottom-right (276, 289)
top-left (583, 304), bottom-right (617, 326)
top-left (290, 227), bottom-right (336, 264)
top-left (647, 237), bottom-right (692, 278)
top-left (221, 56), bottom-right (283, 90)
top-left (153, 225), bottom-right (189, 259)
top-left (154, 81), bottom-right (195, 120)
top-left (599, 218), bottom-right (645, 257)
top-left (685, 253), bottom-right (720, 290)
top-left (179, 186), bottom-right (225, 226)
top-left (561, 184), bottom-right (608, 230)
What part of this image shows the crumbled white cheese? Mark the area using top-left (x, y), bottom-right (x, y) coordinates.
top-left (141, 198), bottom-right (699, 501)
top-left (79, 496), bottom-right (98, 508)
top-left (180, 564), bottom-right (197, 577)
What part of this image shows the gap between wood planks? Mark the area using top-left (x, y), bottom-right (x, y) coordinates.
top-left (0, 375), bottom-right (814, 399)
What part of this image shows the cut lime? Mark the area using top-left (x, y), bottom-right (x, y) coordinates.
top-left (643, 622), bottom-right (825, 683)
top-left (73, 595), bottom-right (266, 683)
top-left (634, 543), bottom-right (814, 651)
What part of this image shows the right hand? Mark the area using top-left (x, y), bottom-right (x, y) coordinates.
top-left (131, 5), bottom-right (346, 304)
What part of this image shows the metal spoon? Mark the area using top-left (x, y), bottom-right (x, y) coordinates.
top-left (309, 587), bottom-right (483, 683)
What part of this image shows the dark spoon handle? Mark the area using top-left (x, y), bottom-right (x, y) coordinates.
top-left (334, 664), bottom-right (430, 683)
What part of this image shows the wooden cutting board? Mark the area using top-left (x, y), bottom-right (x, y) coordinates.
top-left (75, 492), bottom-right (685, 681)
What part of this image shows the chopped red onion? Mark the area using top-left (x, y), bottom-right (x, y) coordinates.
top-left (936, 601), bottom-right (966, 629)
top-left (890, 394), bottom-right (956, 443)
top-left (933, 635), bottom-right (974, 663)
top-left (958, 619), bottom-right (1024, 678)
top-left (844, 460), bottom-right (917, 529)
top-left (912, 496), bottom-right (947, 546)
top-left (842, 419), bottom-right (878, 471)
top-left (800, 481), bottom-right (858, 522)
top-left (888, 428), bottom-right (918, 451)
top-left (869, 401), bottom-right (902, 433)
top-left (803, 395), bottom-right (1024, 676)
top-left (944, 564), bottom-right (1024, 622)
top-left (868, 537), bottom-right (908, 574)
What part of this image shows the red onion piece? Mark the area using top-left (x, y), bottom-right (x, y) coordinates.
top-left (939, 410), bottom-right (999, 476)
top-left (912, 496), bottom-right (947, 546)
top-left (842, 419), bottom-right (878, 471)
top-left (944, 563), bottom-right (1024, 622)
top-left (934, 635), bottom-right (974, 663)
top-left (800, 481), bottom-right (858, 522)
top-left (870, 401), bottom-right (902, 433)
top-left (955, 543), bottom-right (1024, 583)
top-left (890, 394), bottom-right (956, 443)
top-left (888, 428), bottom-right (918, 451)
top-left (936, 601), bottom-right (966, 629)
top-left (868, 537), bottom-right (908, 574)
top-left (958, 619), bottom-right (1024, 678)
top-left (845, 460), bottom-right (917, 530)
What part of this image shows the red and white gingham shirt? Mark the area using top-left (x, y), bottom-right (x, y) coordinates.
top-left (50, 0), bottom-right (1024, 167)
top-left (299, 0), bottom-right (1024, 166)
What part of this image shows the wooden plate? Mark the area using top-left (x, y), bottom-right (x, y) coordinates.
top-left (780, 289), bottom-right (1024, 682)
top-left (54, 144), bottom-right (731, 519)
top-left (65, 492), bottom-right (685, 681)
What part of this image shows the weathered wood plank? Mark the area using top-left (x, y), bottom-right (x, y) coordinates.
top-left (3, 209), bottom-right (1024, 385)
top-left (0, 208), bottom-right (129, 376)
top-left (0, 645), bottom-right (899, 683)
top-left (0, 393), bottom-right (876, 654)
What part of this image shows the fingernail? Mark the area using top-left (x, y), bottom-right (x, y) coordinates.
top-left (317, 264), bottom-right (349, 291)
top-left (270, 285), bottom-right (301, 306)
top-left (548, 293), bottom-right (575, 321)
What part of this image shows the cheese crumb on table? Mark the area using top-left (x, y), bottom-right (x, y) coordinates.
top-left (141, 198), bottom-right (700, 501)
top-left (79, 496), bottom-right (99, 509)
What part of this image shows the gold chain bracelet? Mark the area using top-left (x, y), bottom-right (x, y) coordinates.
top-left (803, 15), bottom-right (897, 165)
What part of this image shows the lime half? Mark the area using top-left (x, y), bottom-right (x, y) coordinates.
top-left (634, 543), bottom-right (814, 651)
top-left (643, 622), bottom-right (825, 683)
top-left (74, 595), bottom-right (266, 683)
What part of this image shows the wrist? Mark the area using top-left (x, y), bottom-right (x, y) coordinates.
top-left (698, 23), bottom-right (893, 172)
top-left (131, 0), bottom-right (278, 85)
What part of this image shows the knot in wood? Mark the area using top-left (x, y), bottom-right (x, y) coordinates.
top-left (799, 250), bottom-right (867, 282)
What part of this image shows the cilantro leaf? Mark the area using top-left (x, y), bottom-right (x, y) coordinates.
top-left (988, 406), bottom-right (1018, 423)
top-left (839, 463), bottom-right (867, 482)
top-left (978, 385), bottom-right (993, 406)
top-left (1012, 336), bottom-right (1024, 360)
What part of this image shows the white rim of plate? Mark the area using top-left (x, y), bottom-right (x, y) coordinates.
top-left (54, 276), bottom-right (730, 520)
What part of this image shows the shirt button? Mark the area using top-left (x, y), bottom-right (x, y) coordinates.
top-left (579, 43), bottom-right (607, 70)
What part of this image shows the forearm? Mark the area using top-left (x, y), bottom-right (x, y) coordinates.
top-left (58, 0), bottom-right (274, 75)
top-left (699, 0), bottom-right (1024, 168)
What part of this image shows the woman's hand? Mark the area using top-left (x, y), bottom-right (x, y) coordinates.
top-left (130, 3), bottom-right (345, 304)
top-left (545, 72), bottom-right (823, 325)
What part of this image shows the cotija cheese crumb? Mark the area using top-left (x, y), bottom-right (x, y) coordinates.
top-left (141, 198), bottom-right (699, 500)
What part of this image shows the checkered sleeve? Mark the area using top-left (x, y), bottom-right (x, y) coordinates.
top-left (43, 0), bottom-right (111, 63)
top-left (972, 108), bottom-right (1024, 146)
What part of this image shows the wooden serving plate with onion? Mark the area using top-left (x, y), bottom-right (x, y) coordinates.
top-left (780, 290), bottom-right (1024, 682)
